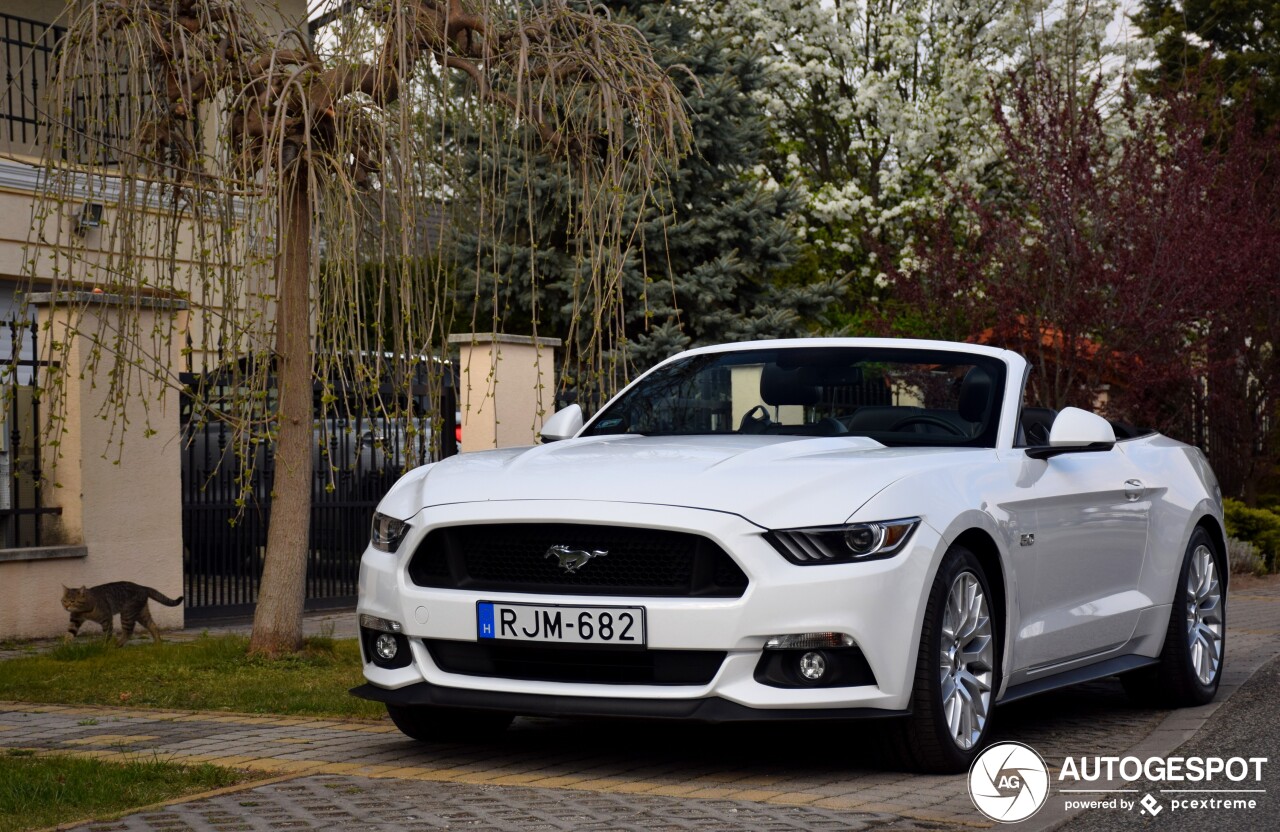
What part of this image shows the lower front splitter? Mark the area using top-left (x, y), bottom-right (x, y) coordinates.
top-left (351, 681), bottom-right (907, 722)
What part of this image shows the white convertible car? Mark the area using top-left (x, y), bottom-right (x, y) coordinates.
top-left (353, 338), bottom-right (1226, 772)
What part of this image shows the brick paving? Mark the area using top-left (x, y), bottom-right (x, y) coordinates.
top-left (69, 775), bottom-right (947, 831)
top-left (1, 577), bottom-right (1277, 830)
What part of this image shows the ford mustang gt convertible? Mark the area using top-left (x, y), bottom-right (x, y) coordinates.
top-left (352, 338), bottom-right (1226, 772)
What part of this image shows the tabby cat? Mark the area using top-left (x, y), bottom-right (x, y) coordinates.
top-left (61, 582), bottom-right (184, 645)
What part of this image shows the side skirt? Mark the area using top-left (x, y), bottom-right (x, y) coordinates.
top-left (998, 655), bottom-right (1159, 705)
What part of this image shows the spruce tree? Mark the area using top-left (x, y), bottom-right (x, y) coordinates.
top-left (1135, 0), bottom-right (1280, 130)
top-left (454, 0), bottom-right (844, 382)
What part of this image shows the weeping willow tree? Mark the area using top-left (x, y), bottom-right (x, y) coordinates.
top-left (23, 0), bottom-right (689, 655)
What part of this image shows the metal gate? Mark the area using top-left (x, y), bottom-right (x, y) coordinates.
top-left (1, 317), bottom-right (61, 549)
top-left (180, 365), bottom-right (457, 619)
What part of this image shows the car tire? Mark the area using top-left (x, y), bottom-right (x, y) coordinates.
top-left (1122, 526), bottom-right (1225, 707)
top-left (886, 544), bottom-right (1001, 773)
top-left (386, 704), bottom-right (514, 743)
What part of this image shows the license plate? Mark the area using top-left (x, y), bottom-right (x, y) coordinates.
top-left (477, 602), bottom-right (646, 646)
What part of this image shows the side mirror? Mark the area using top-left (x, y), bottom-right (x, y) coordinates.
top-left (1026, 407), bottom-right (1116, 460)
top-left (540, 404), bottom-right (583, 443)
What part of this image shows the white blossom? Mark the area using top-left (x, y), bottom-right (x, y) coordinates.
top-left (698, 1), bottom-right (1148, 283)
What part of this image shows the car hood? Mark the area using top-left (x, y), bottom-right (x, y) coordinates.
top-left (382, 435), bottom-right (994, 529)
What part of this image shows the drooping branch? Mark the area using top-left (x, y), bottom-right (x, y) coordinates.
top-left (81, 0), bottom-right (687, 189)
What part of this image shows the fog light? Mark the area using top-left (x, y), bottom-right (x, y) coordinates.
top-left (374, 633), bottom-right (399, 661)
top-left (799, 651), bottom-right (826, 681)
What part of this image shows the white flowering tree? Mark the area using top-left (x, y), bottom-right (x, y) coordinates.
top-left (700, 0), bottom-right (1149, 326)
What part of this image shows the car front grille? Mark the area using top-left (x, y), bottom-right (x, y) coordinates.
top-left (407, 523), bottom-right (749, 597)
top-left (425, 639), bottom-right (726, 685)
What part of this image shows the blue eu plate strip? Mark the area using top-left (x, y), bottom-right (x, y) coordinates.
top-left (477, 602), bottom-right (495, 639)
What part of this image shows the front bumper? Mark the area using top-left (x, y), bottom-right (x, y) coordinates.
top-left (357, 500), bottom-right (941, 714)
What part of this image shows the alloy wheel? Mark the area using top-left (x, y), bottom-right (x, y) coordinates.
top-left (1185, 544), bottom-right (1224, 686)
top-left (940, 571), bottom-right (994, 750)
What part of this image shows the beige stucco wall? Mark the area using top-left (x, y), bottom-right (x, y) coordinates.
top-left (0, 173), bottom-right (257, 381)
top-left (0, 0), bottom-right (306, 350)
top-left (0, 0), bottom-right (323, 364)
top-left (451, 334), bottom-right (560, 450)
top-left (0, 0), bottom-right (311, 638)
top-left (0, 294), bottom-right (185, 638)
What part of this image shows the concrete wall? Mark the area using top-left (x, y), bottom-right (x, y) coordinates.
top-left (0, 293), bottom-right (186, 638)
top-left (450, 334), bottom-right (561, 450)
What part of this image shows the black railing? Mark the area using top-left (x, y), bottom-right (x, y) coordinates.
top-left (1, 316), bottom-right (62, 548)
top-left (0, 12), bottom-right (61, 152)
top-left (1, 10), bottom-right (140, 165)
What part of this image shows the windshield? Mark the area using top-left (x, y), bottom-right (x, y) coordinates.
top-left (582, 347), bottom-right (1006, 447)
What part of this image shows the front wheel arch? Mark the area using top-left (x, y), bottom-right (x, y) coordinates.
top-left (1194, 514), bottom-right (1229, 588)
top-left (951, 528), bottom-right (1007, 646)
top-left (945, 527), bottom-right (1011, 699)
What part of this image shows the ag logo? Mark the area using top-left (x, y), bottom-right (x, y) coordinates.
top-left (968, 742), bottom-right (1050, 823)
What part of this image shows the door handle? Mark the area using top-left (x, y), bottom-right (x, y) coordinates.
top-left (1124, 479), bottom-right (1145, 502)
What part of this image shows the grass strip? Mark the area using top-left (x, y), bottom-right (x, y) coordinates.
top-left (0, 750), bottom-right (252, 832)
top-left (0, 635), bottom-right (383, 719)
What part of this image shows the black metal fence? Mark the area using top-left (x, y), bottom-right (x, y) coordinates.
top-left (1, 316), bottom-right (61, 548)
top-left (1, 12), bottom-right (60, 152)
top-left (180, 364), bottom-right (458, 619)
top-left (1, 10), bottom-right (147, 165)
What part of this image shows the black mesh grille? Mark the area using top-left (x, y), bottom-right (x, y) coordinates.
top-left (425, 640), bottom-right (725, 685)
top-left (408, 523), bottom-right (748, 597)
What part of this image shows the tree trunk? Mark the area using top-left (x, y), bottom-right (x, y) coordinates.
top-left (249, 174), bottom-right (314, 656)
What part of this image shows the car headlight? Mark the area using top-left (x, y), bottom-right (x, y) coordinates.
top-left (370, 511), bottom-right (410, 553)
top-left (765, 517), bottom-right (920, 565)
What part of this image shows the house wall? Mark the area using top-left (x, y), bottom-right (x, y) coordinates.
top-left (0, 0), bottom-right (305, 638)
top-left (0, 294), bottom-right (186, 638)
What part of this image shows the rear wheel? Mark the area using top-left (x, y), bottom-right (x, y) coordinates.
top-left (386, 704), bottom-right (514, 743)
top-left (887, 545), bottom-right (1000, 772)
top-left (1122, 527), bottom-right (1225, 707)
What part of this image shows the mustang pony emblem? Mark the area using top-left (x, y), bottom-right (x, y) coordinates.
top-left (545, 545), bottom-right (608, 573)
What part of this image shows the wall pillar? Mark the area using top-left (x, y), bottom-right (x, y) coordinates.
top-left (0, 292), bottom-right (186, 638)
top-left (448, 333), bottom-right (561, 450)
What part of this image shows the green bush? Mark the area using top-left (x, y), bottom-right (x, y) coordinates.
top-left (1227, 537), bottom-right (1267, 576)
top-left (1223, 498), bottom-right (1280, 572)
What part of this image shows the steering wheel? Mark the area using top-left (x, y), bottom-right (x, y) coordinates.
top-left (890, 414), bottom-right (966, 436)
top-left (738, 405), bottom-right (773, 434)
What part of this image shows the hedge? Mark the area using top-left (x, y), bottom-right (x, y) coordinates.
top-left (1223, 498), bottom-right (1280, 572)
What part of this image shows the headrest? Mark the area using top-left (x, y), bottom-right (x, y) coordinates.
top-left (958, 366), bottom-right (993, 422)
top-left (760, 364), bottom-right (820, 406)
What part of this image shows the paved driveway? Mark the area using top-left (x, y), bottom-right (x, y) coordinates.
top-left (2, 578), bottom-right (1278, 830)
